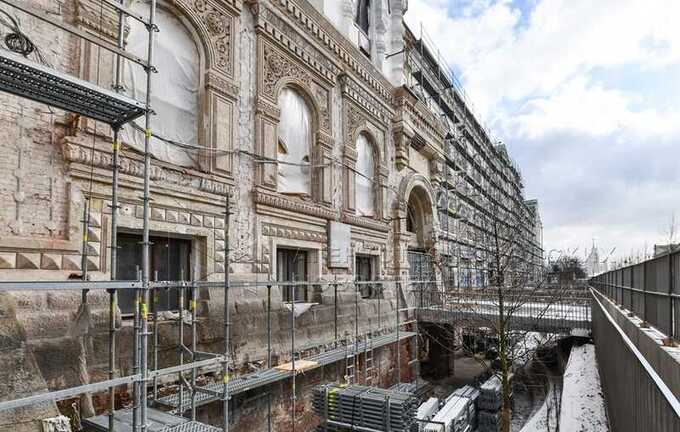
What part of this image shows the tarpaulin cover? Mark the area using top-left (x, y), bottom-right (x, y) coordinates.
top-left (121, 1), bottom-right (199, 167)
top-left (355, 133), bottom-right (375, 216)
top-left (277, 87), bottom-right (312, 194)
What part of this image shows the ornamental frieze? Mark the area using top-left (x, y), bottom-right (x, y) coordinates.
top-left (62, 142), bottom-right (230, 196)
top-left (253, 189), bottom-right (336, 221)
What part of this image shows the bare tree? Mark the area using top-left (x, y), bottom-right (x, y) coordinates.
top-left (419, 187), bottom-right (580, 432)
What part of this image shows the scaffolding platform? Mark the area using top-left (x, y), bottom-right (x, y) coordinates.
top-left (83, 407), bottom-right (184, 432)
top-left (155, 331), bottom-right (417, 413)
top-left (0, 49), bottom-right (146, 127)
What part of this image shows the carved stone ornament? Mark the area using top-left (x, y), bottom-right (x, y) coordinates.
top-left (63, 142), bottom-right (230, 196)
top-left (189, 0), bottom-right (234, 75)
top-left (262, 45), bottom-right (331, 131)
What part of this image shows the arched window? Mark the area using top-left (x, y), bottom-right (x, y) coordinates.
top-left (355, 133), bottom-right (375, 217)
top-left (123, 3), bottom-right (200, 167)
top-left (277, 88), bottom-right (312, 194)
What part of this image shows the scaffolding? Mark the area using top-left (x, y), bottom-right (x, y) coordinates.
top-left (0, 2), bottom-right (424, 432)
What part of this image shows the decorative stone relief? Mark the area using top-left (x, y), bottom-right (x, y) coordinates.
top-left (254, 189), bottom-right (335, 221)
top-left (63, 142), bottom-right (231, 196)
top-left (189, 0), bottom-right (235, 76)
top-left (261, 45), bottom-right (331, 132)
top-left (262, 223), bottom-right (327, 243)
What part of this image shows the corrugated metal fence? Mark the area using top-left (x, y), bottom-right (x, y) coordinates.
top-left (590, 251), bottom-right (680, 340)
top-left (590, 289), bottom-right (680, 432)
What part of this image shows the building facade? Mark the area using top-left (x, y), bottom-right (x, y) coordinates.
top-left (0, 0), bottom-right (542, 430)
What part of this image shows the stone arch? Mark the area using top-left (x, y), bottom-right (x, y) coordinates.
top-left (397, 173), bottom-right (436, 249)
top-left (162, 0), bottom-right (235, 77)
top-left (274, 79), bottom-right (322, 136)
top-left (350, 125), bottom-right (385, 163)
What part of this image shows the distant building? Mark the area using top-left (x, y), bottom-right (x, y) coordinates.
top-left (585, 243), bottom-right (606, 276)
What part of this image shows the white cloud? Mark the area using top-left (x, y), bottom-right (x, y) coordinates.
top-left (405, 0), bottom-right (680, 261)
top-left (505, 76), bottom-right (680, 138)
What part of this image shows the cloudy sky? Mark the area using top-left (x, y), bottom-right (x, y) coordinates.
top-left (404, 0), bottom-right (680, 263)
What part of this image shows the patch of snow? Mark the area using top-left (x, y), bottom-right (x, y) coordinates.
top-left (519, 380), bottom-right (560, 432)
top-left (559, 344), bottom-right (609, 432)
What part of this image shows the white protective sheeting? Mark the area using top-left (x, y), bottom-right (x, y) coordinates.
top-left (121, 1), bottom-right (199, 167)
top-left (277, 87), bottom-right (312, 194)
top-left (355, 133), bottom-right (375, 216)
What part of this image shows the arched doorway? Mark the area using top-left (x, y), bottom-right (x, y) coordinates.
top-left (405, 184), bottom-right (435, 281)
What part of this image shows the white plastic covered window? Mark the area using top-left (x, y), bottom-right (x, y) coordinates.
top-left (277, 88), bottom-right (312, 194)
top-left (122, 2), bottom-right (200, 167)
top-left (355, 133), bottom-right (375, 217)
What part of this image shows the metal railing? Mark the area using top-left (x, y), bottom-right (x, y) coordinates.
top-left (590, 250), bottom-right (679, 341)
top-left (590, 288), bottom-right (680, 432)
top-left (414, 288), bottom-right (592, 332)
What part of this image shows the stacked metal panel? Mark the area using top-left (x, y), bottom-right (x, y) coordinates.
top-left (477, 376), bottom-right (502, 432)
top-left (424, 392), bottom-right (471, 432)
top-left (415, 397), bottom-right (440, 432)
top-left (477, 410), bottom-right (501, 432)
top-left (478, 376), bottom-right (502, 411)
top-left (313, 383), bottom-right (418, 432)
top-left (389, 381), bottom-right (433, 403)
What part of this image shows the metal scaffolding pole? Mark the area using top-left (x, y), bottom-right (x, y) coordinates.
top-left (291, 296), bottom-right (296, 432)
top-left (108, 0), bottom-right (125, 425)
top-left (266, 282), bottom-right (272, 432)
top-left (396, 280), bottom-right (401, 384)
top-left (223, 196), bottom-right (231, 432)
top-left (191, 276), bottom-right (198, 420)
top-left (178, 271), bottom-right (185, 416)
top-left (139, 1), bottom-right (157, 430)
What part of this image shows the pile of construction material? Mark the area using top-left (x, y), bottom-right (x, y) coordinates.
top-left (389, 381), bottom-right (433, 403)
top-left (424, 385), bottom-right (478, 432)
top-left (313, 383), bottom-right (418, 432)
top-left (415, 397), bottom-right (440, 431)
top-left (477, 375), bottom-right (503, 432)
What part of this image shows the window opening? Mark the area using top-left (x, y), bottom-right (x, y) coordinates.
top-left (116, 232), bottom-right (191, 314)
top-left (355, 133), bottom-right (375, 217)
top-left (277, 248), bottom-right (308, 302)
top-left (277, 88), bottom-right (312, 194)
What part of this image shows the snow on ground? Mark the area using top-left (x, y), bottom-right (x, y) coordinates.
top-left (519, 380), bottom-right (560, 432)
top-left (558, 343), bottom-right (609, 432)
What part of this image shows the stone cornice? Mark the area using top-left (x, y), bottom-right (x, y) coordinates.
top-left (253, 188), bottom-right (336, 220)
top-left (341, 212), bottom-right (390, 233)
top-left (340, 75), bottom-right (392, 126)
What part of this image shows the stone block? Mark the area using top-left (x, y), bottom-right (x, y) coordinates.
top-left (121, 204), bottom-right (134, 217)
top-left (16, 253), bottom-right (40, 269)
top-left (0, 253), bottom-right (16, 269)
top-left (61, 254), bottom-right (82, 271)
top-left (89, 212), bottom-right (101, 228)
top-left (86, 242), bottom-right (100, 257)
top-left (191, 214), bottom-right (203, 226)
top-left (135, 205), bottom-right (143, 218)
top-left (214, 262), bottom-right (225, 273)
top-left (179, 212), bottom-right (190, 224)
top-left (215, 240), bottom-right (225, 252)
top-left (151, 207), bottom-right (166, 221)
top-left (166, 209), bottom-right (179, 222)
top-left (214, 251), bottom-right (225, 262)
top-left (215, 217), bottom-right (225, 229)
top-left (215, 229), bottom-right (225, 240)
top-left (204, 216), bottom-right (214, 228)
top-left (40, 253), bottom-right (61, 270)
top-left (86, 257), bottom-right (99, 271)
top-left (87, 227), bottom-right (101, 242)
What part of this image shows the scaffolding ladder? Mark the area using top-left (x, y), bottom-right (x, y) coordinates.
top-left (364, 331), bottom-right (375, 385)
top-left (344, 334), bottom-right (356, 384)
